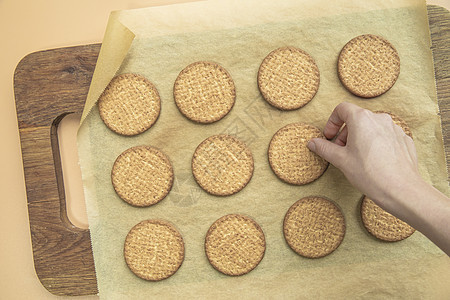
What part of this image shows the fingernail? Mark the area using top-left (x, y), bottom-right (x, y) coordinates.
top-left (307, 140), bottom-right (316, 152)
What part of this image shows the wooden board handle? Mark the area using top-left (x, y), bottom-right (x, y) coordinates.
top-left (14, 44), bottom-right (101, 296)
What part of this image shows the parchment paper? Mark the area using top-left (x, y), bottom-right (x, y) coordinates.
top-left (77, 0), bottom-right (450, 298)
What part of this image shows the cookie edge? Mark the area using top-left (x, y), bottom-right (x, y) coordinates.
top-left (337, 34), bottom-right (400, 98)
top-left (124, 219), bottom-right (185, 281)
top-left (111, 145), bottom-right (174, 207)
top-left (257, 46), bottom-right (320, 111)
top-left (191, 134), bottom-right (254, 196)
top-left (283, 196), bottom-right (346, 258)
top-left (173, 61), bottom-right (236, 124)
top-left (98, 73), bottom-right (161, 136)
top-left (267, 123), bottom-right (329, 185)
top-left (204, 213), bottom-right (266, 276)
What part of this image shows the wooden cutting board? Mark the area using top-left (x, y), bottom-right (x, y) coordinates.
top-left (13, 5), bottom-right (450, 297)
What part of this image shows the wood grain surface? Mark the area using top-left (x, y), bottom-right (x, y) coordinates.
top-left (13, 5), bottom-right (450, 296)
top-left (14, 44), bottom-right (101, 296)
top-left (429, 6), bottom-right (450, 177)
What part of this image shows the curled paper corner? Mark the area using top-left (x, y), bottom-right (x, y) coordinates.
top-left (79, 10), bottom-right (135, 127)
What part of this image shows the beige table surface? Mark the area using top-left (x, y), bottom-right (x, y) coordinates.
top-left (1, 0), bottom-right (449, 299)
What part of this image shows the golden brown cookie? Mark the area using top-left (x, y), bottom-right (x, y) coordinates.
top-left (361, 196), bottom-right (415, 242)
top-left (112, 146), bottom-right (174, 207)
top-left (338, 34), bottom-right (400, 98)
top-left (124, 219), bottom-right (184, 281)
top-left (98, 73), bottom-right (161, 135)
top-left (268, 123), bottom-right (328, 185)
top-left (174, 61), bottom-right (235, 123)
top-left (283, 196), bottom-right (346, 258)
top-left (205, 214), bottom-right (265, 276)
top-left (258, 46), bottom-right (320, 110)
top-left (192, 134), bottom-right (254, 196)
top-left (374, 111), bottom-right (412, 138)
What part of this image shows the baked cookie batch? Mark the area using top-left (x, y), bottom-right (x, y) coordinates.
top-left (98, 34), bottom-right (411, 281)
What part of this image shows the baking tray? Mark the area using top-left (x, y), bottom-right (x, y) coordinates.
top-left (13, 5), bottom-right (450, 296)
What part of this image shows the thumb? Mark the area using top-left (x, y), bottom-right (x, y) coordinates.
top-left (307, 138), bottom-right (345, 167)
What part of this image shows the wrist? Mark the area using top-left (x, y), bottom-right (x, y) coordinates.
top-left (378, 174), bottom-right (427, 223)
top-left (386, 175), bottom-right (442, 231)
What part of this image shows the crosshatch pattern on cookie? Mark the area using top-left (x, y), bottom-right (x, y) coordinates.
top-left (205, 214), bottom-right (266, 276)
top-left (338, 34), bottom-right (400, 98)
top-left (112, 146), bottom-right (174, 207)
top-left (283, 196), bottom-right (346, 258)
top-left (268, 123), bottom-right (328, 185)
top-left (361, 196), bottom-right (415, 242)
top-left (124, 219), bottom-right (184, 281)
top-left (98, 73), bottom-right (161, 135)
top-left (174, 61), bottom-right (236, 123)
top-left (192, 134), bottom-right (254, 196)
top-left (258, 46), bottom-right (320, 110)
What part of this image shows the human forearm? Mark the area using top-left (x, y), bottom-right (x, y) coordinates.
top-left (391, 177), bottom-right (450, 256)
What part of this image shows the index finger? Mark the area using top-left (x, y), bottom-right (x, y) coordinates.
top-left (323, 102), bottom-right (361, 139)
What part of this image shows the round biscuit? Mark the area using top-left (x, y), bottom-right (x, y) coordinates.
top-left (283, 196), bottom-right (346, 258)
top-left (124, 219), bottom-right (184, 281)
top-left (205, 214), bottom-right (266, 276)
top-left (98, 73), bottom-right (161, 135)
top-left (338, 34), bottom-right (400, 98)
top-left (361, 196), bottom-right (415, 242)
top-left (174, 61), bottom-right (235, 123)
top-left (258, 46), bottom-right (320, 110)
top-left (112, 146), bottom-right (174, 207)
top-left (192, 134), bottom-right (254, 196)
top-left (268, 123), bottom-right (328, 185)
